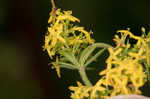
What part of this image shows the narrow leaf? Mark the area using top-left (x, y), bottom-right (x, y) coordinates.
top-left (61, 51), bottom-right (79, 66)
top-left (84, 48), bottom-right (106, 67)
top-left (58, 62), bottom-right (78, 70)
top-left (79, 45), bottom-right (96, 66)
top-left (79, 43), bottom-right (112, 66)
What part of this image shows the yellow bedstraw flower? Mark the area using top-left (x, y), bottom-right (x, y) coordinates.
top-left (44, 8), bottom-right (95, 78)
top-left (99, 30), bottom-right (149, 97)
top-left (68, 36), bottom-right (83, 45)
top-left (52, 57), bottom-right (61, 78)
top-left (99, 47), bottom-right (146, 97)
top-left (72, 27), bottom-right (95, 44)
top-left (56, 10), bottom-right (80, 23)
top-left (69, 81), bottom-right (93, 99)
top-left (69, 30), bottom-right (150, 99)
top-left (44, 23), bottom-right (65, 58)
top-left (44, 9), bottom-right (81, 58)
top-left (117, 30), bottom-right (150, 66)
top-left (44, 9), bottom-right (94, 59)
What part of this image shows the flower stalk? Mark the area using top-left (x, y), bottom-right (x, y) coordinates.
top-left (78, 66), bottom-right (92, 86)
top-left (50, 0), bottom-right (56, 16)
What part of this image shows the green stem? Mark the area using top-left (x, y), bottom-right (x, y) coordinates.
top-left (90, 43), bottom-right (113, 49)
top-left (78, 43), bottom-right (112, 86)
top-left (78, 67), bottom-right (92, 86)
top-left (84, 48), bottom-right (106, 67)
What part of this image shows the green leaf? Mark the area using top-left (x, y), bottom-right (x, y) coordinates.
top-left (79, 45), bottom-right (96, 66)
top-left (84, 48), bottom-right (106, 67)
top-left (60, 50), bottom-right (79, 66)
top-left (58, 62), bottom-right (78, 70)
top-left (79, 43), bottom-right (112, 66)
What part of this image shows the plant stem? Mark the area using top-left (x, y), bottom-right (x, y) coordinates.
top-left (78, 43), bottom-right (112, 86)
top-left (51, 0), bottom-right (56, 9)
top-left (84, 48), bottom-right (106, 67)
top-left (78, 67), bottom-right (92, 86)
top-left (90, 43), bottom-right (113, 49)
top-left (50, 0), bottom-right (56, 16)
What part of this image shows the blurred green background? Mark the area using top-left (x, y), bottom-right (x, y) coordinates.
top-left (0, 0), bottom-right (150, 99)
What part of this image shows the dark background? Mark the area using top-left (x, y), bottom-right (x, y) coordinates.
top-left (0, 0), bottom-right (150, 99)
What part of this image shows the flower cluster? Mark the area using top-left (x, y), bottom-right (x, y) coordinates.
top-left (44, 9), bottom-right (94, 77)
top-left (69, 30), bottom-right (150, 99)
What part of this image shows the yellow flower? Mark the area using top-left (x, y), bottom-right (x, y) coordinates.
top-left (44, 23), bottom-right (65, 58)
top-left (44, 9), bottom-right (95, 59)
top-left (52, 57), bottom-right (61, 78)
top-left (69, 81), bottom-right (93, 99)
top-left (99, 30), bottom-right (148, 97)
top-left (72, 27), bottom-right (95, 44)
top-left (68, 30), bottom-right (150, 99)
top-left (44, 8), bottom-right (95, 80)
top-left (56, 10), bottom-right (80, 23)
top-left (68, 36), bottom-right (83, 45)
top-left (48, 23), bottom-right (65, 47)
top-left (113, 33), bottom-right (127, 48)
